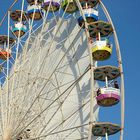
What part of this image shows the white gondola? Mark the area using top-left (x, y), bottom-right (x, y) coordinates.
top-left (42, 0), bottom-right (60, 12)
top-left (12, 22), bottom-right (27, 37)
top-left (27, 4), bottom-right (43, 20)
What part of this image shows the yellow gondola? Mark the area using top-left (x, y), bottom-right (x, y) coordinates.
top-left (92, 40), bottom-right (112, 61)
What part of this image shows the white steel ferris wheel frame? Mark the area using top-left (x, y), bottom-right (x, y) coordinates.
top-left (0, 0), bottom-right (124, 140)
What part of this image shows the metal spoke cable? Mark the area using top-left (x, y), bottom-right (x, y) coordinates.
top-left (38, 98), bottom-right (91, 139)
top-left (29, 123), bottom-right (89, 140)
top-left (14, 66), bottom-right (90, 137)
top-left (13, 27), bottom-right (83, 131)
top-left (7, 0), bottom-right (25, 128)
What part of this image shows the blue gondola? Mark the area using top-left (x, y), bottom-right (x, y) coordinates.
top-left (78, 8), bottom-right (98, 28)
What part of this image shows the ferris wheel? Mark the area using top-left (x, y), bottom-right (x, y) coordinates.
top-left (0, 0), bottom-right (125, 140)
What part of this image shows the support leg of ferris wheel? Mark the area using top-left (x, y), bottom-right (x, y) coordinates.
top-left (99, 1), bottom-right (125, 140)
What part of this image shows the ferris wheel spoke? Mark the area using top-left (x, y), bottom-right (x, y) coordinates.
top-left (41, 3), bottom-right (76, 57)
top-left (45, 30), bottom-right (83, 59)
top-left (14, 66), bottom-right (90, 137)
top-left (39, 79), bottom-right (77, 97)
top-left (0, 89), bottom-right (5, 137)
top-left (12, 26), bottom-right (83, 114)
top-left (7, 0), bottom-right (26, 125)
top-left (27, 4), bottom-right (58, 52)
top-left (33, 99), bottom-right (90, 139)
top-left (18, 19), bottom-right (82, 87)
top-left (18, 7), bottom-right (45, 68)
top-left (29, 123), bottom-right (89, 140)
top-left (63, 127), bottom-right (87, 140)
top-left (37, 71), bottom-right (79, 136)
